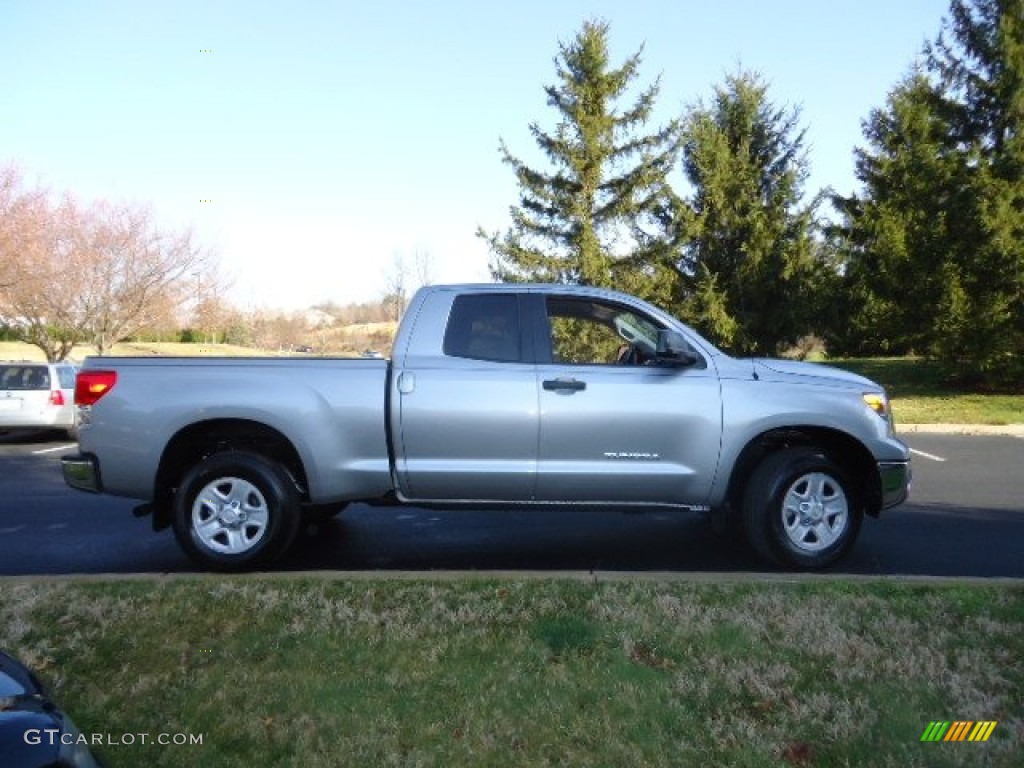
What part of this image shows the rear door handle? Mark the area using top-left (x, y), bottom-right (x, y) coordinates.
top-left (542, 378), bottom-right (586, 392)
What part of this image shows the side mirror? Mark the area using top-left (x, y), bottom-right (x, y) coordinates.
top-left (656, 330), bottom-right (698, 366)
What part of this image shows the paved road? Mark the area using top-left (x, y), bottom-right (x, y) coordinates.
top-left (0, 429), bottom-right (1021, 577)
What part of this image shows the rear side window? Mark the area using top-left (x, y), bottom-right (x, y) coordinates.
top-left (56, 366), bottom-right (77, 389)
top-left (0, 365), bottom-right (51, 390)
top-left (443, 294), bottom-right (521, 363)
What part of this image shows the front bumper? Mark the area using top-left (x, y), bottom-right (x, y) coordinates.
top-left (62, 453), bottom-right (102, 493)
top-left (878, 460), bottom-right (911, 509)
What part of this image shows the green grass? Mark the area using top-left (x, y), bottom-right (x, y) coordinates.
top-left (886, 395), bottom-right (1024, 426)
top-left (1, 577), bottom-right (1021, 767)
top-left (827, 358), bottom-right (949, 398)
top-left (828, 357), bottom-right (1024, 424)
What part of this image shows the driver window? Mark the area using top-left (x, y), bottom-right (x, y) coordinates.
top-left (545, 297), bottom-right (660, 366)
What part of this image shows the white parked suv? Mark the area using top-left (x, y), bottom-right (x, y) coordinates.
top-left (0, 361), bottom-right (78, 438)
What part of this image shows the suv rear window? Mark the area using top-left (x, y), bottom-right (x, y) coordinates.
top-left (0, 365), bottom-right (51, 390)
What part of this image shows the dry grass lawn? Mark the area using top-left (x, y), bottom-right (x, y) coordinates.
top-left (0, 577), bottom-right (1020, 767)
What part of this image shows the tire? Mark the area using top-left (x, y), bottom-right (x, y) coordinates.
top-left (172, 451), bottom-right (301, 572)
top-left (742, 448), bottom-right (863, 570)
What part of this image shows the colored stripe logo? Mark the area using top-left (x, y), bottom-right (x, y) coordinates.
top-left (921, 721), bottom-right (997, 742)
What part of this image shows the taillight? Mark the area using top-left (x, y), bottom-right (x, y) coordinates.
top-left (49, 389), bottom-right (65, 406)
top-left (75, 371), bottom-right (118, 406)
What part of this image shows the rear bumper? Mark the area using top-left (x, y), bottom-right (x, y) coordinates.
top-left (62, 453), bottom-right (102, 493)
top-left (878, 460), bottom-right (911, 509)
top-left (0, 410), bottom-right (73, 430)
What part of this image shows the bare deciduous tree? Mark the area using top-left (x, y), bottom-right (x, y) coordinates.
top-left (190, 264), bottom-right (235, 344)
top-left (0, 166), bottom-right (30, 291)
top-left (73, 201), bottom-right (208, 355)
top-left (1, 165), bottom-right (213, 360)
top-left (245, 308), bottom-right (310, 352)
top-left (0, 170), bottom-right (83, 360)
top-left (384, 252), bottom-right (408, 322)
top-left (382, 250), bottom-right (435, 323)
top-left (412, 248), bottom-right (434, 289)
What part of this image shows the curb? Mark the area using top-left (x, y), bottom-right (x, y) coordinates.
top-left (1, 571), bottom-right (1022, 587)
top-left (898, 424), bottom-right (1024, 436)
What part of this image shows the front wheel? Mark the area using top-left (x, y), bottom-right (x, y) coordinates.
top-left (743, 448), bottom-right (863, 570)
top-left (172, 451), bottom-right (301, 571)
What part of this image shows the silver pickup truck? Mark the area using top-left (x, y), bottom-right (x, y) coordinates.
top-left (62, 283), bottom-right (910, 571)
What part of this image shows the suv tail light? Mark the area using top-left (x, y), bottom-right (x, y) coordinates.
top-left (75, 371), bottom-right (118, 406)
top-left (49, 389), bottom-right (66, 406)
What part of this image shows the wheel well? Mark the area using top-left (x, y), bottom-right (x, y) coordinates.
top-left (725, 427), bottom-right (882, 520)
top-left (150, 419), bottom-right (309, 530)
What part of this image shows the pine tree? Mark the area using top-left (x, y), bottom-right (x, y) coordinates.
top-left (673, 71), bottom-right (822, 355)
top-left (830, 72), bottom-right (966, 356)
top-left (836, 0), bottom-right (1023, 385)
top-left (928, 0), bottom-right (1024, 161)
top-left (479, 19), bottom-right (681, 300)
top-left (926, 0), bottom-right (1024, 385)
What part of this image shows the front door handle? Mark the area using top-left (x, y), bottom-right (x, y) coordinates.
top-left (542, 378), bottom-right (586, 392)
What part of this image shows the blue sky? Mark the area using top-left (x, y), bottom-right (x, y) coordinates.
top-left (2, 0), bottom-right (950, 309)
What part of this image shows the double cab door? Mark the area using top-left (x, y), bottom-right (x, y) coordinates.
top-left (394, 288), bottom-right (722, 506)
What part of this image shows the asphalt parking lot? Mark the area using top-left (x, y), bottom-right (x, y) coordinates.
top-left (0, 429), bottom-right (1021, 577)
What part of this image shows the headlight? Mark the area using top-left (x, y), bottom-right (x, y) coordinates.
top-left (862, 392), bottom-right (890, 422)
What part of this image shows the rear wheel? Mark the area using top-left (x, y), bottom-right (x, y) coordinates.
top-left (742, 448), bottom-right (862, 570)
top-left (172, 451), bottom-right (301, 571)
